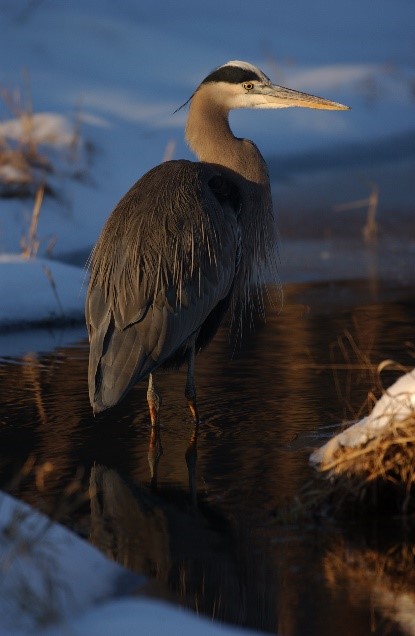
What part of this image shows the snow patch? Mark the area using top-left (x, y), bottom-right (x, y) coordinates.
top-left (0, 491), bottom-right (142, 634)
top-left (0, 255), bottom-right (87, 329)
top-left (0, 113), bottom-right (77, 148)
top-left (310, 369), bottom-right (415, 467)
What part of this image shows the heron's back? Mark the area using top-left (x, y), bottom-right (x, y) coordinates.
top-left (86, 160), bottom-right (240, 412)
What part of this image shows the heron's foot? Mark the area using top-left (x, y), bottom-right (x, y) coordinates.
top-left (147, 393), bottom-right (161, 427)
top-left (185, 381), bottom-right (201, 425)
top-left (187, 398), bottom-right (202, 426)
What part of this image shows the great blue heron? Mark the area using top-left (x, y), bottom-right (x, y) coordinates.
top-left (86, 60), bottom-right (349, 428)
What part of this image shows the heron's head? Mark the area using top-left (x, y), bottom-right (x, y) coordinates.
top-left (195, 60), bottom-right (350, 112)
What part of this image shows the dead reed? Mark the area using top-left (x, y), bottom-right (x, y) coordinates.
top-left (0, 76), bottom-right (52, 198)
top-left (314, 410), bottom-right (415, 516)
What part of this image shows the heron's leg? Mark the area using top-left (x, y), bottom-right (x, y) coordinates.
top-left (147, 372), bottom-right (161, 427)
top-left (185, 343), bottom-right (201, 425)
top-left (147, 373), bottom-right (163, 489)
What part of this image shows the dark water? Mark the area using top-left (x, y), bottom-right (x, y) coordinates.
top-left (1, 279), bottom-right (415, 635)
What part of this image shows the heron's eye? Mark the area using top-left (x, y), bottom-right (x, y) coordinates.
top-left (243, 82), bottom-right (254, 91)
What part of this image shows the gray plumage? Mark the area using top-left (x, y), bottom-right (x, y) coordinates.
top-left (86, 60), bottom-right (349, 417)
top-left (87, 161), bottom-right (241, 411)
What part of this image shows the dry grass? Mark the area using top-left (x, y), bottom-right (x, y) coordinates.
top-left (314, 411), bottom-right (415, 516)
top-left (278, 353), bottom-right (415, 521)
top-left (310, 354), bottom-right (415, 516)
top-left (0, 73), bottom-right (83, 199)
top-left (0, 74), bottom-right (86, 259)
top-left (0, 75), bottom-right (53, 198)
top-left (20, 183), bottom-right (44, 258)
top-left (292, 416), bottom-right (415, 521)
top-left (318, 414), bottom-right (415, 483)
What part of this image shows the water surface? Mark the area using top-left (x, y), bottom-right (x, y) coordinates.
top-left (1, 279), bottom-right (414, 635)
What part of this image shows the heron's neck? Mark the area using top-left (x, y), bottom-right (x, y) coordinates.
top-left (185, 91), bottom-right (269, 186)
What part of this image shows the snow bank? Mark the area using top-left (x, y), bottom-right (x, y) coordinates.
top-left (0, 491), bottom-right (260, 636)
top-left (49, 597), bottom-right (262, 636)
top-left (0, 255), bottom-right (86, 329)
top-left (0, 491), bottom-right (142, 635)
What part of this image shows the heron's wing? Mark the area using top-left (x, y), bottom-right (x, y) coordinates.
top-left (86, 160), bottom-right (240, 412)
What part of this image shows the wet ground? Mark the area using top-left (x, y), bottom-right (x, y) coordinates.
top-left (1, 274), bottom-right (415, 635)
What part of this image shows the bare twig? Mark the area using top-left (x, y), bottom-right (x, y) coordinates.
top-left (42, 265), bottom-right (64, 316)
top-left (334, 182), bottom-right (379, 243)
top-left (21, 184), bottom-right (44, 258)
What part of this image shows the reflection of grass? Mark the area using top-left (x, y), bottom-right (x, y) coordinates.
top-left (6, 455), bottom-right (89, 536)
top-left (324, 539), bottom-right (415, 634)
top-left (325, 540), bottom-right (415, 596)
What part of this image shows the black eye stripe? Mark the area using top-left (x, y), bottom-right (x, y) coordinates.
top-left (201, 66), bottom-right (261, 85)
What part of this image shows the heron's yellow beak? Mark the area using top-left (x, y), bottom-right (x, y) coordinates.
top-left (259, 84), bottom-right (350, 111)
